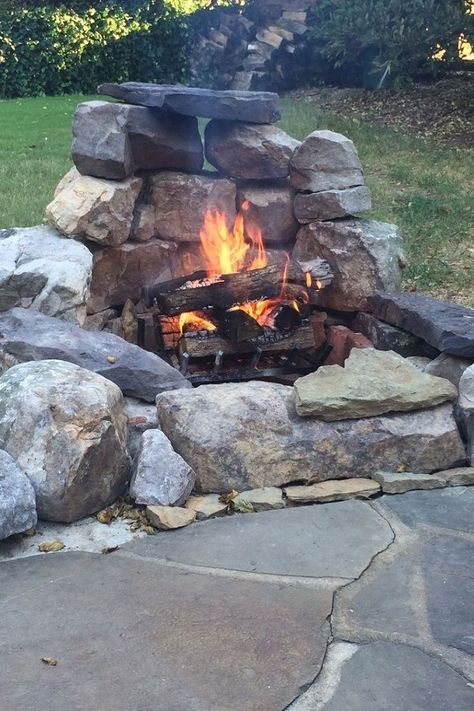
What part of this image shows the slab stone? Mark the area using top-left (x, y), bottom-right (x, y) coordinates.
top-left (436, 467), bottom-right (474, 486)
top-left (294, 348), bottom-right (457, 420)
top-left (368, 292), bottom-right (474, 358)
top-left (234, 486), bottom-right (285, 511)
top-left (87, 239), bottom-right (176, 313)
top-left (425, 352), bottom-right (472, 388)
top-left (351, 312), bottom-right (438, 358)
top-left (72, 100), bottom-right (133, 179)
top-left (284, 478), bottom-right (380, 503)
top-left (293, 219), bottom-right (406, 311)
top-left (0, 225), bottom-right (92, 325)
top-left (294, 185), bottom-right (371, 223)
top-left (0, 551), bottom-right (333, 711)
top-left (0, 449), bottom-right (37, 540)
top-left (146, 504), bottom-right (196, 530)
top-left (157, 382), bottom-right (465, 493)
top-left (380, 486), bottom-right (474, 532)
top-left (98, 82), bottom-right (282, 123)
top-left (422, 535), bottom-right (474, 656)
top-left (0, 308), bottom-right (190, 402)
top-left (0, 361), bottom-right (129, 523)
top-left (237, 183), bottom-right (298, 244)
top-left (290, 130), bottom-right (364, 192)
top-left (185, 494), bottom-right (228, 519)
top-left (372, 471), bottom-right (446, 494)
top-left (46, 167), bottom-right (143, 246)
top-left (293, 641), bottom-right (474, 711)
top-left (130, 429), bottom-right (195, 507)
top-left (150, 171), bottom-right (237, 242)
top-left (125, 501), bottom-right (393, 579)
top-left (205, 120), bottom-right (300, 179)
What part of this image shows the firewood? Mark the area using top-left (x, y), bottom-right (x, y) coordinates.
top-left (179, 323), bottom-right (315, 359)
top-left (214, 308), bottom-right (263, 343)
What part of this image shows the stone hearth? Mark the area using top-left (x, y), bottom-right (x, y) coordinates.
top-left (0, 84), bottom-right (473, 540)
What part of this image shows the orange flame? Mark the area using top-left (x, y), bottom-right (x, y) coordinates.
top-left (179, 311), bottom-right (216, 335)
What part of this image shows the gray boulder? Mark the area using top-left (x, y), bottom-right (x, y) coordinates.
top-left (87, 239), bottom-right (176, 313)
top-left (0, 449), bottom-right (37, 540)
top-left (0, 308), bottom-right (191, 402)
top-left (425, 353), bottom-right (472, 389)
top-left (157, 382), bottom-right (465, 493)
top-left (294, 185), bottom-right (371, 223)
top-left (72, 101), bottom-right (133, 179)
top-left (72, 101), bottom-right (204, 179)
top-left (46, 167), bottom-right (143, 247)
top-left (237, 183), bottom-right (299, 244)
top-left (294, 348), bottom-right (457, 420)
top-left (205, 121), bottom-right (300, 180)
top-left (130, 429), bottom-right (195, 506)
top-left (293, 218), bottom-right (406, 311)
top-left (0, 360), bottom-right (130, 522)
top-left (0, 226), bottom-right (92, 325)
top-left (150, 171), bottom-right (237, 242)
top-left (290, 130), bottom-right (364, 192)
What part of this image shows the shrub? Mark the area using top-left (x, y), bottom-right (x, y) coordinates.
top-left (0, 1), bottom-right (193, 97)
top-left (306, 0), bottom-right (473, 88)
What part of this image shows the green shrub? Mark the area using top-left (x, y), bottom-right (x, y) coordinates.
top-left (0, 1), bottom-right (193, 98)
top-left (306, 0), bottom-right (472, 87)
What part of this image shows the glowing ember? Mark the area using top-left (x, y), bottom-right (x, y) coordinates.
top-left (179, 311), bottom-right (216, 334)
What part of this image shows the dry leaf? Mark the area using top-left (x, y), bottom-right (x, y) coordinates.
top-left (23, 527), bottom-right (36, 537)
top-left (107, 355), bottom-right (116, 364)
top-left (142, 525), bottom-right (156, 536)
top-left (96, 502), bottom-right (123, 524)
top-left (101, 545), bottom-right (119, 554)
top-left (219, 489), bottom-right (239, 504)
top-left (38, 540), bottom-right (65, 553)
top-left (41, 657), bottom-right (58, 666)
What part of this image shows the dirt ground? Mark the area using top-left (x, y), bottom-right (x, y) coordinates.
top-left (286, 75), bottom-right (474, 149)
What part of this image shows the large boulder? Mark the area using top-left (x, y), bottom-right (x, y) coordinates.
top-left (290, 130), bottom-right (364, 192)
top-left (87, 239), bottom-right (176, 313)
top-left (97, 83), bottom-right (282, 124)
top-left (205, 121), bottom-right (300, 180)
top-left (0, 360), bottom-right (130, 522)
top-left (294, 348), bottom-right (457, 420)
top-left (368, 292), bottom-right (474, 358)
top-left (0, 449), bottom-right (37, 540)
top-left (294, 186), bottom-right (371, 223)
top-left (130, 429), bottom-right (196, 506)
top-left (236, 183), bottom-right (298, 245)
top-left (46, 167), bottom-right (143, 246)
top-left (72, 101), bottom-right (133, 180)
top-left (157, 382), bottom-right (465, 493)
top-left (425, 353), bottom-right (472, 389)
top-left (0, 226), bottom-right (92, 325)
top-left (293, 218), bottom-right (406, 311)
top-left (150, 172), bottom-right (237, 242)
top-left (0, 308), bottom-right (191, 401)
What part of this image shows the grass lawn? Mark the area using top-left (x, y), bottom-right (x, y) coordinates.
top-left (0, 93), bottom-right (473, 306)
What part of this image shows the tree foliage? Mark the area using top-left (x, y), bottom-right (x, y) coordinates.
top-left (306, 0), bottom-right (473, 87)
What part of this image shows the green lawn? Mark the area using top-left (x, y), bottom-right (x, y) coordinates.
top-left (1, 93), bottom-right (473, 306)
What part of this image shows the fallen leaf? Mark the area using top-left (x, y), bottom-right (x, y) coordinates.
top-left (23, 527), bottom-right (36, 537)
top-left (219, 489), bottom-right (239, 504)
top-left (101, 545), bottom-right (119, 554)
top-left (231, 497), bottom-right (254, 513)
top-left (38, 540), bottom-right (65, 553)
top-left (107, 355), bottom-right (116, 364)
top-left (41, 657), bottom-right (58, 666)
top-left (96, 502), bottom-right (123, 524)
top-left (142, 525), bottom-right (156, 536)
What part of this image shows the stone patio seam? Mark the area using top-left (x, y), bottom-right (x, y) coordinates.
top-left (113, 549), bottom-right (351, 588)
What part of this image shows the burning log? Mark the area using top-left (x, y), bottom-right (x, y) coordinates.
top-left (214, 308), bottom-right (263, 343)
top-left (179, 323), bottom-right (315, 359)
top-left (144, 260), bottom-right (333, 316)
top-left (264, 302), bottom-right (302, 331)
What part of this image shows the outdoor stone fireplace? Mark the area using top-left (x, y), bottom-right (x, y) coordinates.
top-left (0, 84), bottom-right (473, 536)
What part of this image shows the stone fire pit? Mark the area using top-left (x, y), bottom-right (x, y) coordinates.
top-left (0, 84), bottom-right (473, 538)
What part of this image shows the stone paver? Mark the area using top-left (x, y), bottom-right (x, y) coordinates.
top-left (123, 501), bottom-right (393, 579)
top-left (380, 486), bottom-right (474, 532)
top-left (291, 641), bottom-right (474, 711)
top-left (0, 551), bottom-right (332, 711)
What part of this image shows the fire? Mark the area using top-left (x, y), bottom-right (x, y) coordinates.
top-left (179, 311), bottom-right (216, 335)
top-left (179, 205), bottom-right (300, 334)
top-left (199, 201), bottom-right (267, 276)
